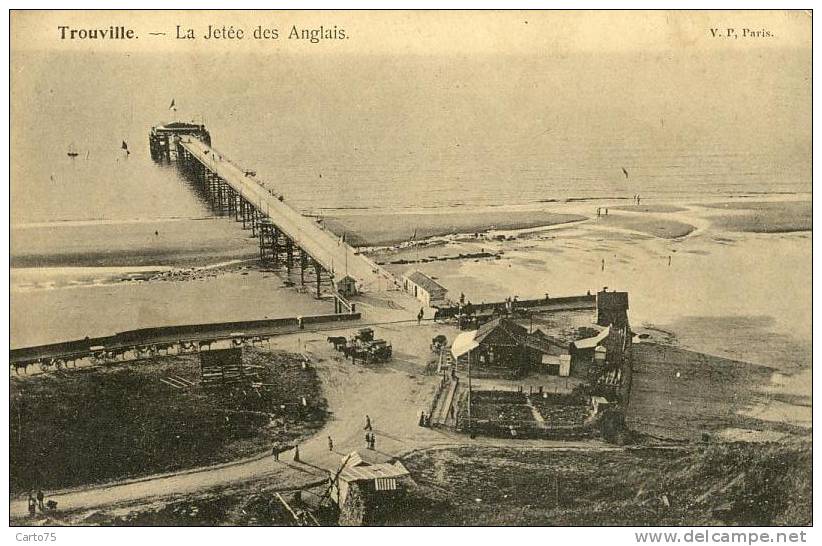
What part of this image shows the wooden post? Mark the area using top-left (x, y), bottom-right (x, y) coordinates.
top-left (467, 348), bottom-right (472, 433)
top-left (314, 261), bottom-right (323, 299)
top-left (272, 227), bottom-right (280, 267)
top-left (285, 238), bottom-right (294, 270)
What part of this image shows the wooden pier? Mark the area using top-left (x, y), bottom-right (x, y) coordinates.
top-left (150, 123), bottom-right (398, 298)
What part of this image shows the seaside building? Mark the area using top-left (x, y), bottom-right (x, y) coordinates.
top-left (402, 270), bottom-right (448, 307)
top-left (451, 317), bottom-right (563, 378)
top-left (331, 452), bottom-right (411, 525)
top-left (596, 288), bottom-right (629, 327)
top-left (334, 275), bottom-right (358, 298)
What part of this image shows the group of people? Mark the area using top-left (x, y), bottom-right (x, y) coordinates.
top-left (273, 414), bottom-right (378, 461)
top-left (364, 414), bottom-right (377, 450)
top-left (596, 207), bottom-right (609, 217)
top-left (26, 489), bottom-right (46, 517)
top-left (418, 411), bottom-right (431, 427)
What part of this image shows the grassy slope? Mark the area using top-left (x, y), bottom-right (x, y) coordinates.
top-left (10, 351), bottom-right (326, 495)
top-left (393, 442), bottom-right (811, 526)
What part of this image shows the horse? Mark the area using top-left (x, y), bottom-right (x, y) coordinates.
top-left (11, 361), bottom-right (30, 375)
top-left (327, 336), bottom-right (347, 351)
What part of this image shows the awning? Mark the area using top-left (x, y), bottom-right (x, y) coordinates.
top-left (451, 330), bottom-right (479, 358)
top-left (572, 326), bottom-right (610, 350)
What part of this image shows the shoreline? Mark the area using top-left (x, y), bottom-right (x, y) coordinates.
top-left (9, 196), bottom-right (811, 269)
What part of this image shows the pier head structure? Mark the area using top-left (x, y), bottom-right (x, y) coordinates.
top-left (150, 123), bottom-right (398, 305)
top-left (149, 122), bottom-right (211, 161)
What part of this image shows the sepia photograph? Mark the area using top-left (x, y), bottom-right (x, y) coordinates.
top-left (7, 8), bottom-right (813, 530)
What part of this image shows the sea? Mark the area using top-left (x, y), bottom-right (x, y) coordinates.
top-left (11, 49), bottom-right (811, 226)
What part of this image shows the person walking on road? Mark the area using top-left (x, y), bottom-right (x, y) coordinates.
top-left (364, 414), bottom-right (372, 431)
top-left (417, 308), bottom-right (424, 325)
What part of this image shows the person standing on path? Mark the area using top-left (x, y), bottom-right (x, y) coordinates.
top-left (417, 308), bottom-right (424, 325)
top-left (370, 433), bottom-right (376, 451)
top-left (293, 445), bottom-right (301, 462)
top-left (272, 446), bottom-right (279, 461)
top-left (36, 489), bottom-right (44, 512)
top-left (27, 493), bottom-right (36, 517)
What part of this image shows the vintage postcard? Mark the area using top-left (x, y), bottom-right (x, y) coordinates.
top-left (8, 9), bottom-right (812, 530)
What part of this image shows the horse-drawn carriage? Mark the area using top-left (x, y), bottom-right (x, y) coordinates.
top-left (327, 328), bottom-right (392, 364)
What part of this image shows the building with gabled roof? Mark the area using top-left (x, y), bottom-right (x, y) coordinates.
top-left (402, 270), bottom-right (448, 307)
top-left (451, 317), bottom-right (566, 378)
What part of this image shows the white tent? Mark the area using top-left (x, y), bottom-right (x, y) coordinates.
top-left (451, 330), bottom-right (479, 359)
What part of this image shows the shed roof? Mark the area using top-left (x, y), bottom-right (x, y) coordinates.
top-left (339, 460), bottom-right (410, 483)
top-left (404, 270), bottom-right (447, 294)
top-left (475, 317), bottom-right (528, 344)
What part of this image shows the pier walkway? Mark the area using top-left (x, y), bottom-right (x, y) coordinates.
top-left (178, 137), bottom-right (397, 294)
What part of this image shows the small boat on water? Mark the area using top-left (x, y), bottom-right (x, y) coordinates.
top-left (67, 143), bottom-right (79, 158)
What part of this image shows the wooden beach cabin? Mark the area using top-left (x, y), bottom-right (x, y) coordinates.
top-left (402, 270), bottom-right (448, 307)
